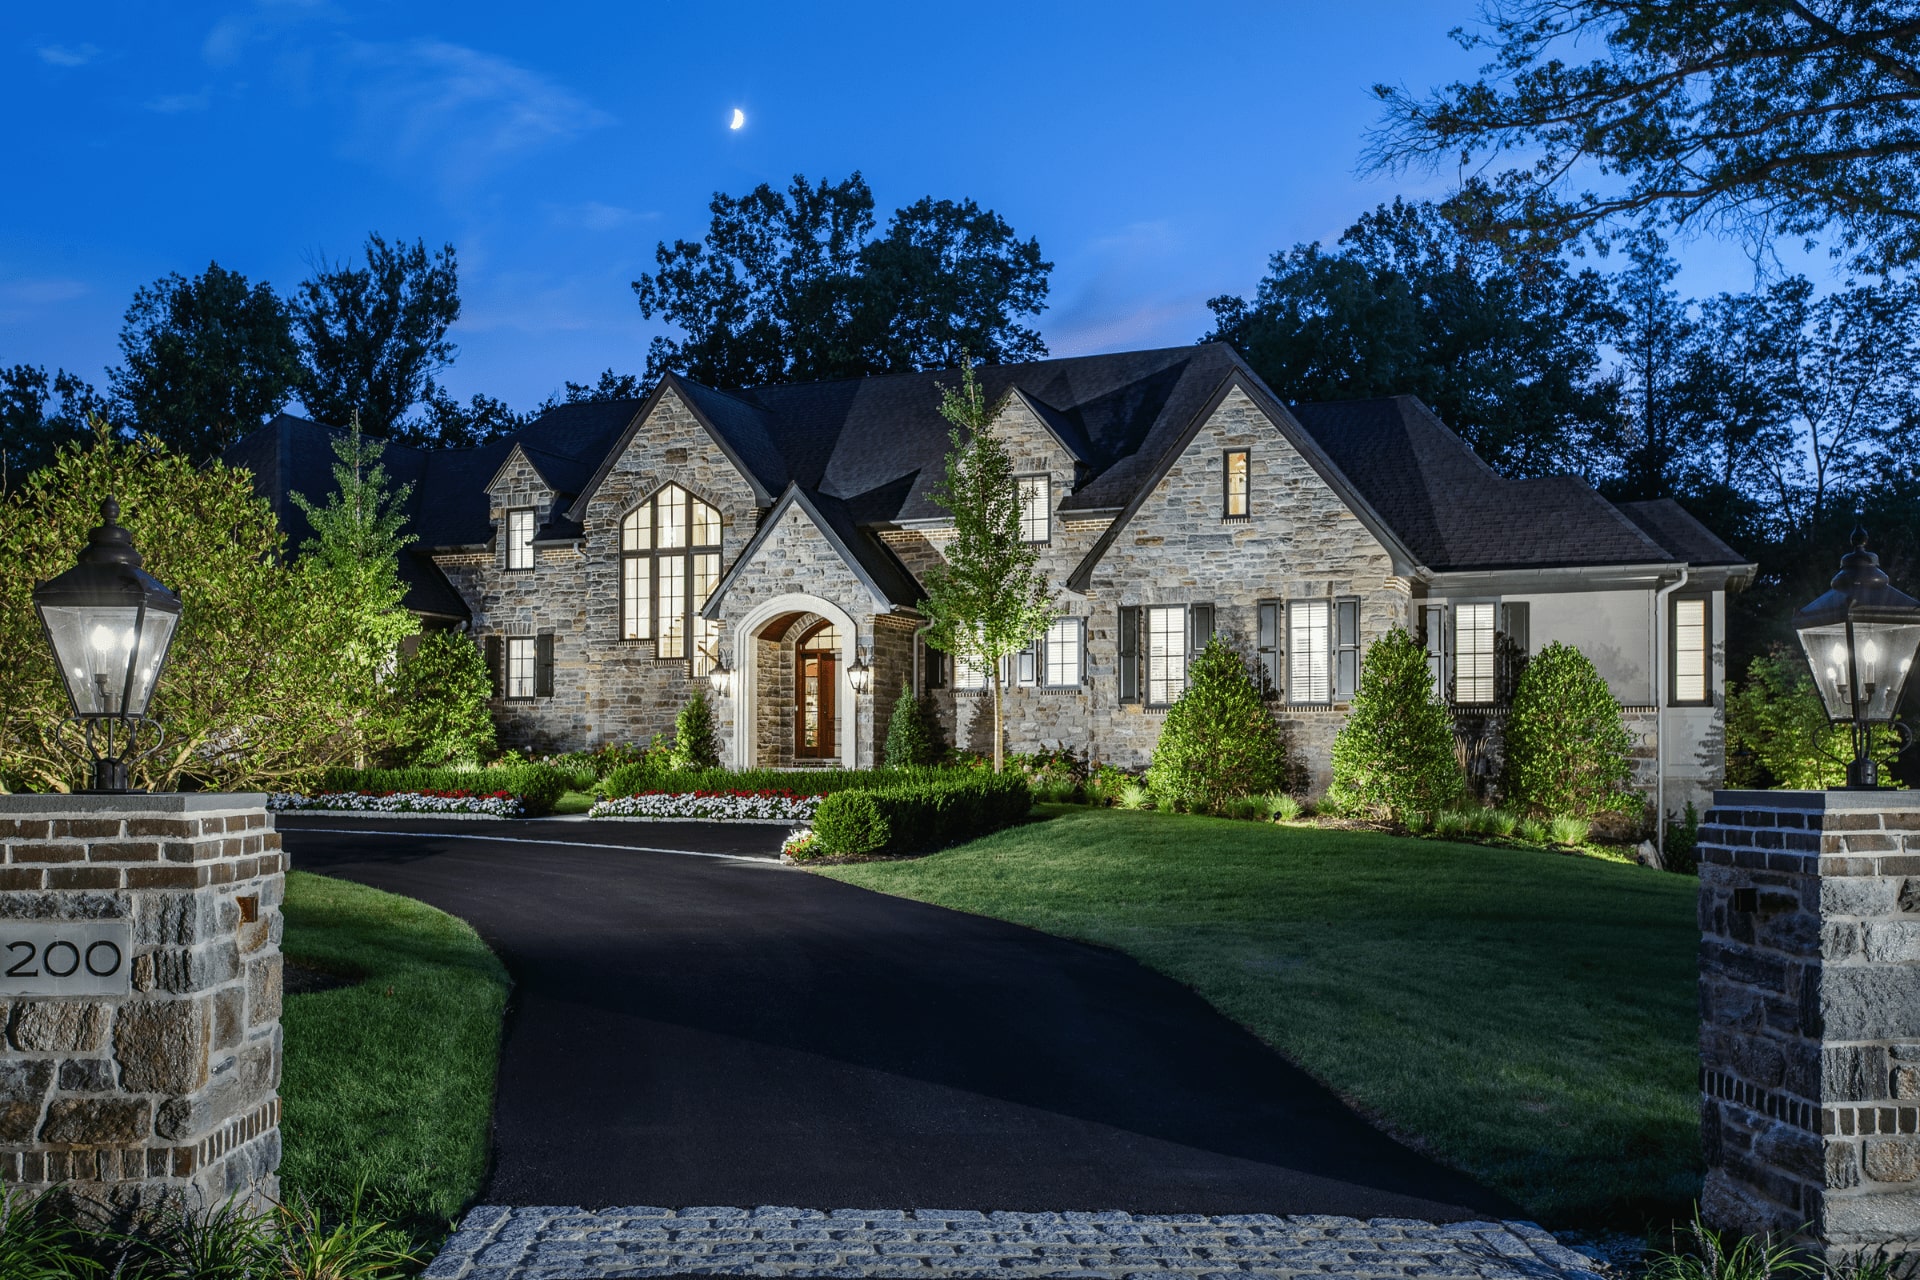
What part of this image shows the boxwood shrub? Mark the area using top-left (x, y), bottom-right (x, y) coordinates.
top-left (809, 772), bottom-right (1032, 857)
top-left (316, 762), bottom-right (570, 816)
top-left (595, 764), bottom-right (973, 801)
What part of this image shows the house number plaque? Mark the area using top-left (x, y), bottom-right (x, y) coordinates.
top-left (0, 920), bottom-right (133, 996)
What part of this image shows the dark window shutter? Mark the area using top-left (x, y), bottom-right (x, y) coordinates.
top-left (1256, 602), bottom-right (1281, 699)
top-left (1500, 602), bottom-right (1530, 654)
top-left (1498, 602), bottom-right (1530, 703)
top-left (1077, 617), bottom-right (1089, 684)
top-left (1118, 606), bottom-right (1140, 703)
top-left (484, 635), bottom-right (503, 697)
top-left (1334, 599), bottom-right (1360, 701)
top-left (1189, 603), bottom-right (1215, 655)
top-left (925, 646), bottom-right (946, 690)
top-left (535, 632), bottom-right (555, 697)
top-left (1421, 604), bottom-right (1447, 699)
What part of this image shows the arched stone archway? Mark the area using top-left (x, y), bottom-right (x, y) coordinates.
top-left (725, 592), bottom-right (863, 770)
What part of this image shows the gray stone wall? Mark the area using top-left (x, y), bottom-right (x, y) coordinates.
top-left (1698, 790), bottom-right (1920, 1264)
top-left (0, 794), bottom-right (283, 1224)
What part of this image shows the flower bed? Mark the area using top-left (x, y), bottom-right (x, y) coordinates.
top-left (268, 789), bottom-right (525, 818)
top-left (588, 788), bottom-right (819, 822)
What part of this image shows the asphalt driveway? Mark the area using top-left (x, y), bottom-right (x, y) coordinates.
top-left (277, 815), bottom-right (1514, 1220)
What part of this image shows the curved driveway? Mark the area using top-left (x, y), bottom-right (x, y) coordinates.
top-left (278, 816), bottom-right (1513, 1220)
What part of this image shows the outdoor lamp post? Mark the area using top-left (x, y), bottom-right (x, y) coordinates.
top-left (1792, 523), bottom-right (1920, 789)
top-left (32, 498), bottom-right (182, 793)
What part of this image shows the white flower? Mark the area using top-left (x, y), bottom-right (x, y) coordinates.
top-left (585, 790), bottom-right (819, 822)
top-left (266, 791), bottom-right (525, 818)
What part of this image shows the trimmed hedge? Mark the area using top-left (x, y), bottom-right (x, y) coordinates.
top-left (809, 772), bottom-right (1032, 857)
top-left (594, 764), bottom-right (969, 802)
top-left (316, 762), bottom-right (570, 816)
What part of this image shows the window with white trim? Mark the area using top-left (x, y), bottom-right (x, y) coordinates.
top-left (1224, 450), bottom-right (1249, 518)
top-left (1287, 601), bottom-right (1332, 704)
top-left (1146, 605), bottom-right (1187, 705)
top-left (620, 484), bottom-right (722, 672)
top-left (1673, 597), bottom-right (1710, 704)
top-left (1454, 602), bottom-right (1497, 704)
top-left (1018, 475), bottom-right (1051, 543)
top-left (505, 636), bottom-right (536, 699)
top-left (506, 508), bottom-right (535, 571)
top-left (1043, 618), bottom-right (1083, 687)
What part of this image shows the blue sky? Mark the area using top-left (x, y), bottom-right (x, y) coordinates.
top-left (6, 0), bottom-right (1791, 414)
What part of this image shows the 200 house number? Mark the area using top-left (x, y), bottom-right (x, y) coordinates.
top-left (0, 921), bottom-right (134, 996)
top-left (6, 938), bottom-right (123, 978)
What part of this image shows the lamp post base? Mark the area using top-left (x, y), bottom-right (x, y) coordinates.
top-left (85, 757), bottom-right (140, 794)
top-left (1844, 755), bottom-right (1879, 790)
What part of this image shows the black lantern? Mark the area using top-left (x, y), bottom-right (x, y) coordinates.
top-left (1792, 524), bottom-right (1920, 789)
top-left (848, 651), bottom-right (873, 696)
top-left (707, 657), bottom-right (734, 699)
top-left (32, 499), bottom-right (182, 793)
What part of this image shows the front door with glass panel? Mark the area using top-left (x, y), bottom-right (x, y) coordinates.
top-left (795, 623), bottom-right (838, 759)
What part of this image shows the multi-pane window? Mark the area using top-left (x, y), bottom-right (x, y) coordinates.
top-left (1674, 597), bottom-right (1709, 703)
top-left (1043, 618), bottom-right (1083, 687)
top-left (1018, 475), bottom-right (1051, 543)
top-left (1454, 603), bottom-right (1497, 704)
top-left (506, 636), bottom-right (535, 699)
top-left (620, 484), bottom-right (722, 672)
top-left (1146, 605), bottom-right (1187, 705)
top-left (1224, 450), bottom-right (1249, 518)
top-left (506, 508), bottom-right (535, 570)
top-left (954, 657), bottom-right (989, 691)
top-left (1288, 601), bottom-right (1332, 704)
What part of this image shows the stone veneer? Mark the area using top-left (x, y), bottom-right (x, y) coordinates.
top-left (1697, 790), bottom-right (1920, 1265)
top-left (0, 794), bottom-right (283, 1224)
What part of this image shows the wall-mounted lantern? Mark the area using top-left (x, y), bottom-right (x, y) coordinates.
top-left (848, 650), bottom-right (873, 697)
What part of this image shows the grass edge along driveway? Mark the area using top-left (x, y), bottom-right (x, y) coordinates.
top-left (821, 806), bottom-right (1700, 1231)
top-left (279, 870), bottom-right (511, 1254)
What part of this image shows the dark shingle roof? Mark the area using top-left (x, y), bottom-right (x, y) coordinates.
top-left (1615, 499), bottom-right (1750, 567)
top-left (1289, 397), bottom-right (1677, 572)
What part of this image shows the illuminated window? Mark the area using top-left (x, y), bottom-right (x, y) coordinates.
top-left (1018, 475), bottom-right (1051, 543)
top-left (1224, 450), bottom-right (1249, 518)
top-left (1674, 597), bottom-right (1709, 703)
top-left (619, 485), bottom-right (722, 668)
top-left (506, 508), bottom-right (535, 570)
top-left (1147, 606), bottom-right (1187, 705)
top-left (1288, 601), bottom-right (1332, 704)
top-left (1454, 603), bottom-right (1496, 704)
top-left (506, 636), bottom-right (535, 699)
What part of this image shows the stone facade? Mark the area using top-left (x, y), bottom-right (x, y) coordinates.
top-left (1697, 790), bottom-right (1920, 1264)
top-left (0, 794), bottom-right (283, 1224)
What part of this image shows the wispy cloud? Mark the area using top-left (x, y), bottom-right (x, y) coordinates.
top-left (546, 201), bottom-right (653, 232)
top-left (1046, 221), bottom-right (1212, 354)
top-left (145, 88), bottom-right (213, 114)
top-left (36, 43), bottom-right (101, 67)
top-left (0, 276), bottom-right (91, 325)
top-left (202, 0), bottom-right (337, 67)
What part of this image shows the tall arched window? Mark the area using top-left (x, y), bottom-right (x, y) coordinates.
top-left (621, 484), bottom-right (722, 672)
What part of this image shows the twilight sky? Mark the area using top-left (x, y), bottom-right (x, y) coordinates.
top-left (5, 0), bottom-right (1792, 414)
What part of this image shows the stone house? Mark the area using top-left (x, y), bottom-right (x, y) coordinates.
top-left (228, 343), bottom-right (1754, 808)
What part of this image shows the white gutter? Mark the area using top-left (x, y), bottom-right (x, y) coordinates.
top-left (1654, 566), bottom-right (1689, 858)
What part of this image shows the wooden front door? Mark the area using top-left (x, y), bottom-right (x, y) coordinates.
top-left (796, 650), bottom-right (836, 758)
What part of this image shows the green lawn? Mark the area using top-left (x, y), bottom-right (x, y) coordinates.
top-left (821, 806), bottom-right (1700, 1230)
top-left (279, 870), bottom-right (511, 1251)
top-left (553, 789), bottom-right (597, 814)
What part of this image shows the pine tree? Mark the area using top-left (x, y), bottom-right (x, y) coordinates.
top-left (919, 360), bottom-right (1055, 772)
top-left (670, 689), bottom-right (720, 769)
top-left (1504, 641), bottom-right (1638, 819)
top-left (1328, 628), bottom-right (1465, 819)
top-left (1146, 637), bottom-right (1287, 811)
top-left (884, 680), bottom-right (942, 767)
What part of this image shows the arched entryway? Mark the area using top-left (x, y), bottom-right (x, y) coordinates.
top-left (793, 620), bottom-right (840, 760)
top-left (725, 594), bottom-right (863, 770)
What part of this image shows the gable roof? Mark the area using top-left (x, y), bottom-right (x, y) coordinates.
top-left (699, 484), bottom-right (924, 617)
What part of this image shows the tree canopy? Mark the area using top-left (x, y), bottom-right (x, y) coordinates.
top-left (1368, 2), bottom-right (1920, 268)
top-left (633, 173), bottom-right (1051, 390)
top-left (1, 365), bottom-right (100, 491)
top-left (294, 233), bottom-right (461, 435)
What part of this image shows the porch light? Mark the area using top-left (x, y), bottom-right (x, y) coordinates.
top-left (708, 657), bottom-right (734, 699)
top-left (32, 498), bottom-right (183, 793)
top-left (848, 651), bottom-right (873, 696)
top-left (1792, 523), bottom-right (1920, 789)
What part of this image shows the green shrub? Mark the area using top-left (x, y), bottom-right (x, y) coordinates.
top-left (1116, 781), bottom-right (1150, 810)
top-left (1726, 650), bottom-right (1900, 789)
top-left (669, 690), bottom-right (720, 770)
top-left (1504, 641), bottom-right (1640, 820)
top-left (1516, 816), bottom-right (1548, 843)
top-left (1146, 637), bottom-right (1287, 811)
top-left (1327, 628), bottom-right (1466, 820)
top-left (1263, 792), bottom-right (1303, 822)
top-left (594, 764), bottom-right (959, 800)
top-left (1402, 810), bottom-right (1434, 834)
top-left (1432, 810), bottom-right (1475, 839)
top-left (810, 772), bottom-right (1032, 857)
top-left (1549, 814), bottom-right (1591, 846)
top-left (384, 630), bottom-right (497, 767)
top-left (1664, 801), bottom-right (1702, 875)
top-left (812, 792), bottom-right (892, 856)
top-left (883, 682), bottom-right (944, 767)
top-left (317, 762), bottom-right (568, 816)
top-left (1085, 763), bottom-right (1131, 806)
top-left (1485, 809), bottom-right (1519, 838)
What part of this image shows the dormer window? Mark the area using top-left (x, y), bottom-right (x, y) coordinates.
top-left (1018, 475), bottom-right (1050, 544)
top-left (621, 483), bottom-right (722, 673)
top-left (506, 508), bottom-right (535, 571)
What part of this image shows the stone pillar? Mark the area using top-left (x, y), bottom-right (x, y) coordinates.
top-left (1698, 789), bottom-right (1920, 1265)
top-left (0, 793), bottom-right (283, 1224)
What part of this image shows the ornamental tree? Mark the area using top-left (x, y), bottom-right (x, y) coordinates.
top-left (1146, 637), bottom-right (1288, 811)
top-left (1504, 640), bottom-right (1640, 819)
top-left (919, 361), bottom-right (1055, 772)
top-left (670, 689), bottom-right (721, 769)
top-left (884, 680), bottom-right (943, 767)
top-left (1327, 627), bottom-right (1465, 820)
top-left (385, 630), bottom-right (497, 766)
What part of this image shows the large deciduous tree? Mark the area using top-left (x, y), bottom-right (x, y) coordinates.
top-left (109, 262), bottom-right (301, 461)
top-left (295, 234), bottom-right (460, 435)
top-left (1368, 2), bottom-right (1920, 268)
top-left (1, 365), bottom-right (101, 491)
top-left (633, 173), bottom-right (1051, 390)
top-left (919, 363), bottom-right (1056, 773)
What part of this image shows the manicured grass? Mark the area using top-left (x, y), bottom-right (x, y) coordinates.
top-left (552, 789), bottom-right (597, 814)
top-left (821, 806), bottom-right (1700, 1230)
top-left (279, 870), bottom-right (511, 1250)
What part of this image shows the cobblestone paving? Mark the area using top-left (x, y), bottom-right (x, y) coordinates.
top-left (424, 1206), bottom-right (1606, 1279)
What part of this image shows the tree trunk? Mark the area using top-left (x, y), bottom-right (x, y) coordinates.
top-left (991, 665), bottom-right (1004, 773)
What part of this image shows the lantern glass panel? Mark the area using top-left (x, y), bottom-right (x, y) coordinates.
top-left (40, 604), bottom-right (177, 718)
top-left (1797, 621), bottom-right (1920, 722)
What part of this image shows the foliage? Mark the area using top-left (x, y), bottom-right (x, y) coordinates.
top-left (1, 364), bottom-right (102, 492)
top-left (534, 368), bottom-right (646, 415)
top-left (883, 681), bottom-right (943, 767)
top-left (1640, 1206), bottom-right (1815, 1280)
top-left (595, 763), bottom-right (979, 801)
top-left (0, 1182), bottom-right (100, 1278)
top-left (1549, 815), bottom-right (1593, 846)
top-left (1505, 641), bottom-right (1640, 819)
top-left (812, 791), bottom-right (890, 856)
top-left (1115, 781), bottom-right (1150, 810)
top-left (668, 690), bottom-right (721, 770)
top-left (919, 361), bottom-right (1057, 771)
top-left (384, 631), bottom-right (497, 766)
top-left (0, 429), bottom-right (373, 792)
top-left (392, 384), bottom-right (522, 448)
top-left (316, 763), bottom-right (568, 815)
top-left (1206, 198), bottom-right (1620, 476)
top-left (1146, 637), bottom-right (1288, 811)
top-left (1664, 802), bottom-right (1702, 876)
top-left (1085, 763), bottom-right (1133, 806)
top-left (1367, 3), bottom-right (1920, 271)
top-left (293, 234), bottom-right (460, 436)
top-left (632, 172), bottom-right (1051, 390)
top-left (810, 771), bottom-right (1032, 857)
top-left (1327, 628), bottom-right (1466, 820)
top-left (1264, 792), bottom-right (1303, 822)
top-left (109, 261), bottom-right (301, 462)
top-left (1727, 652), bottom-right (1902, 791)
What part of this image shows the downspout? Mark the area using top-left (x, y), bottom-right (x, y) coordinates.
top-left (912, 621), bottom-right (933, 693)
top-left (1654, 566), bottom-right (1689, 858)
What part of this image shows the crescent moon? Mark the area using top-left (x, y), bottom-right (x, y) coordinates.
top-left (729, 108), bottom-right (745, 130)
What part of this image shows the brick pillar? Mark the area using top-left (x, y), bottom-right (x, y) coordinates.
top-left (0, 794), bottom-right (283, 1224)
top-left (1698, 789), bottom-right (1920, 1265)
